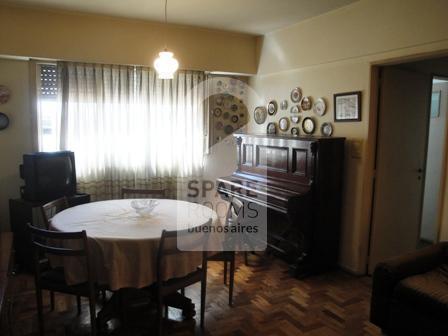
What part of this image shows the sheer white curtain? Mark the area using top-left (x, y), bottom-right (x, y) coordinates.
top-left (57, 62), bottom-right (206, 200)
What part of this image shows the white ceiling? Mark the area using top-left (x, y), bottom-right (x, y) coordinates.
top-left (3, 0), bottom-right (358, 35)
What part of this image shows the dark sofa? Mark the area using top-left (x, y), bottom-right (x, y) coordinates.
top-left (370, 242), bottom-right (448, 335)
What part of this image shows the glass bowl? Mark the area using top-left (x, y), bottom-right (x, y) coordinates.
top-left (130, 199), bottom-right (158, 217)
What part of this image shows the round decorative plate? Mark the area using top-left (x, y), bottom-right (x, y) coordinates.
top-left (300, 96), bottom-right (312, 111)
top-left (224, 125), bottom-right (234, 134)
top-left (215, 121), bottom-right (223, 130)
top-left (215, 96), bottom-right (223, 106)
top-left (223, 112), bottom-right (230, 119)
top-left (280, 100), bottom-right (288, 110)
top-left (290, 115), bottom-right (300, 124)
top-left (267, 122), bottom-right (277, 135)
top-left (291, 87), bottom-right (302, 103)
top-left (267, 100), bottom-right (278, 116)
top-left (254, 106), bottom-right (267, 124)
top-left (0, 112), bottom-right (9, 130)
top-left (213, 107), bottom-right (222, 117)
top-left (321, 122), bottom-right (333, 136)
top-left (231, 104), bottom-right (238, 112)
top-left (279, 117), bottom-right (290, 132)
top-left (290, 105), bottom-right (300, 114)
top-left (302, 117), bottom-right (316, 135)
top-left (231, 115), bottom-right (239, 123)
top-left (313, 98), bottom-right (327, 116)
top-left (291, 127), bottom-right (299, 136)
top-left (0, 86), bottom-right (11, 104)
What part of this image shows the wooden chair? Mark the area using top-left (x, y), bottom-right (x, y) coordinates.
top-left (40, 197), bottom-right (70, 312)
top-left (155, 220), bottom-right (211, 335)
top-left (41, 197), bottom-right (69, 229)
top-left (121, 187), bottom-right (167, 199)
top-left (207, 198), bottom-right (243, 306)
top-left (27, 224), bottom-right (98, 336)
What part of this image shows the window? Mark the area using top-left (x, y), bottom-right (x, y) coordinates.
top-left (36, 63), bottom-right (60, 152)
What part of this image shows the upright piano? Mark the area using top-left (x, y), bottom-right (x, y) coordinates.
top-left (217, 133), bottom-right (345, 277)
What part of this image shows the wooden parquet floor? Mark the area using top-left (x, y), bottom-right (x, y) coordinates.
top-left (1, 255), bottom-right (381, 336)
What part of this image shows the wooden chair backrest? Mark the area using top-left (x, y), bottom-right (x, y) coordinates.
top-left (27, 224), bottom-right (94, 286)
top-left (121, 187), bottom-right (167, 199)
top-left (156, 219), bottom-right (212, 283)
top-left (41, 197), bottom-right (69, 229)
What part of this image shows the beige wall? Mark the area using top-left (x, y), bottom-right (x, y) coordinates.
top-left (0, 4), bottom-right (258, 74)
top-left (247, 0), bottom-right (448, 273)
top-left (0, 59), bottom-right (33, 231)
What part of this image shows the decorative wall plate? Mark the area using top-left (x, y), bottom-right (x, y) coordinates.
top-left (231, 104), bottom-right (238, 112)
top-left (290, 115), bottom-right (300, 124)
top-left (300, 96), bottom-right (312, 111)
top-left (291, 127), bottom-right (299, 136)
top-left (279, 117), bottom-right (290, 131)
top-left (224, 125), bottom-right (234, 134)
top-left (280, 100), bottom-right (288, 110)
top-left (254, 106), bottom-right (267, 124)
top-left (313, 98), bottom-right (327, 116)
top-left (267, 100), bottom-right (278, 116)
top-left (213, 107), bottom-right (222, 117)
top-left (0, 112), bottom-right (9, 130)
top-left (302, 117), bottom-right (316, 135)
top-left (321, 122), bottom-right (333, 136)
top-left (291, 87), bottom-right (302, 103)
top-left (231, 115), bottom-right (239, 123)
top-left (215, 96), bottom-right (223, 106)
top-left (290, 105), bottom-right (300, 114)
top-left (223, 112), bottom-right (230, 119)
top-left (267, 122), bottom-right (277, 135)
top-left (0, 86), bottom-right (11, 104)
top-left (215, 121), bottom-right (223, 130)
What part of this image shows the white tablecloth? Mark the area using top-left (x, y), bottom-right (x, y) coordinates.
top-left (51, 199), bottom-right (218, 290)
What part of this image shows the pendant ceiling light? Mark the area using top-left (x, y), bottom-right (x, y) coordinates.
top-left (154, 0), bottom-right (179, 79)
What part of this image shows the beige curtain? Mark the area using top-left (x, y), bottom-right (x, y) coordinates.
top-left (57, 61), bottom-right (206, 200)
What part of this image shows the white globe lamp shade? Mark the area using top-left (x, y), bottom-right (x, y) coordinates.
top-left (154, 50), bottom-right (179, 79)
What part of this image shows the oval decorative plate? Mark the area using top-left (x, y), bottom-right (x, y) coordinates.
top-left (280, 100), bottom-right (288, 110)
top-left (215, 96), bottom-right (223, 106)
top-left (290, 105), bottom-right (300, 114)
top-left (302, 117), bottom-right (316, 135)
top-left (0, 112), bottom-right (9, 130)
top-left (300, 96), bottom-right (312, 111)
top-left (254, 106), bottom-right (267, 124)
top-left (267, 100), bottom-right (278, 116)
top-left (321, 122), bottom-right (333, 136)
top-left (267, 122), bottom-right (277, 135)
top-left (290, 87), bottom-right (302, 103)
top-left (291, 127), bottom-right (299, 136)
top-left (313, 98), bottom-right (326, 116)
top-left (279, 117), bottom-right (290, 132)
top-left (290, 115), bottom-right (300, 124)
top-left (0, 86), bottom-right (11, 104)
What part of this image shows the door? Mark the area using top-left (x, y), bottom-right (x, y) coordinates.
top-left (368, 66), bottom-right (432, 274)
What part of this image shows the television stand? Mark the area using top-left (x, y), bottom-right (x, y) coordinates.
top-left (9, 193), bottom-right (90, 272)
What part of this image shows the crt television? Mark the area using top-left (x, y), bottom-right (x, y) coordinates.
top-left (20, 151), bottom-right (77, 201)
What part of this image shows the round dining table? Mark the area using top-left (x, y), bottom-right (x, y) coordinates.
top-left (51, 199), bottom-right (219, 291)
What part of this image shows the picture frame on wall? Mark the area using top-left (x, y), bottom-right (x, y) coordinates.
top-left (334, 91), bottom-right (362, 122)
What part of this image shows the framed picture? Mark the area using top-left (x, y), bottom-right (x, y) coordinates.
top-left (431, 91), bottom-right (441, 118)
top-left (334, 91), bottom-right (361, 122)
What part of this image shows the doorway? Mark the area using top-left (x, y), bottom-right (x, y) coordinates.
top-left (368, 57), bottom-right (448, 274)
